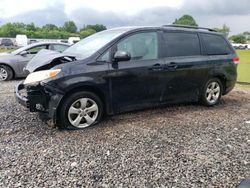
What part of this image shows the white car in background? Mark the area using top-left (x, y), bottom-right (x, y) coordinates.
top-left (68, 37), bottom-right (80, 45)
top-left (16, 35), bottom-right (28, 47)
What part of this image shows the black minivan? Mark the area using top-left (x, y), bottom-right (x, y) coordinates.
top-left (16, 25), bottom-right (238, 129)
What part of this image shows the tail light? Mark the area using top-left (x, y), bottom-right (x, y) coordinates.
top-left (233, 57), bottom-right (240, 65)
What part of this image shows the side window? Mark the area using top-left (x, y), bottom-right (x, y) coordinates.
top-left (51, 44), bottom-right (68, 52)
top-left (26, 45), bottom-right (47, 54)
top-left (163, 32), bottom-right (201, 57)
top-left (117, 32), bottom-right (158, 61)
top-left (100, 51), bottom-right (110, 62)
top-left (201, 34), bottom-right (232, 55)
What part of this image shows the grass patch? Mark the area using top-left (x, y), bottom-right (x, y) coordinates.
top-left (236, 50), bottom-right (250, 84)
top-left (0, 48), bottom-right (13, 53)
top-left (237, 64), bottom-right (250, 83)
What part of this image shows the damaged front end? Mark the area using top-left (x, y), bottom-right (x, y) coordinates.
top-left (24, 49), bottom-right (77, 73)
top-left (15, 49), bottom-right (79, 126)
top-left (15, 81), bottom-right (64, 126)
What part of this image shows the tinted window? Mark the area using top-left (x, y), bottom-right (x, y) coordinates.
top-left (51, 44), bottom-right (68, 52)
top-left (201, 34), bottom-right (232, 55)
top-left (117, 32), bottom-right (158, 61)
top-left (163, 32), bottom-right (201, 57)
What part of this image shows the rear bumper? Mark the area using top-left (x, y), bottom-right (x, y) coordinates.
top-left (15, 82), bottom-right (64, 125)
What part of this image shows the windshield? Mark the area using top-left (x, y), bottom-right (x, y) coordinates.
top-left (12, 46), bottom-right (29, 55)
top-left (64, 29), bottom-right (127, 59)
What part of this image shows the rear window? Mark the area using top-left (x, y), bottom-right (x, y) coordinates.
top-left (201, 34), bottom-right (232, 55)
top-left (163, 32), bottom-right (201, 57)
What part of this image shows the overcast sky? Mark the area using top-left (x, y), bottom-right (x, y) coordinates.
top-left (0, 0), bottom-right (250, 35)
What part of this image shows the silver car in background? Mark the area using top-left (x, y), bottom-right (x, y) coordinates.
top-left (0, 42), bottom-right (70, 81)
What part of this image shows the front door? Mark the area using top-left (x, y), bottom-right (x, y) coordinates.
top-left (109, 31), bottom-right (169, 113)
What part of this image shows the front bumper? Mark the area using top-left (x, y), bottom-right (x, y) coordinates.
top-left (15, 83), bottom-right (29, 107)
top-left (15, 82), bottom-right (64, 125)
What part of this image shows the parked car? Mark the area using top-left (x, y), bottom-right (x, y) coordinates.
top-left (29, 39), bottom-right (38, 44)
top-left (0, 42), bottom-right (70, 81)
top-left (15, 35), bottom-right (28, 47)
top-left (15, 25), bottom-right (238, 130)
top-left (59, 39), bottom-right (69, 44)
top-left (68, 37), bottom-right (80, 45)
top-left (238, 45), bottom-right (248, 50)
top-left (0, 38), bottom-right (14, 47)
top-left (232, 43), bottom-right (249, 50)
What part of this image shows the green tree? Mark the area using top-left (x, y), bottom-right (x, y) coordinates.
top-left (0, 23), bottom-right (19, 37)
top-left (213, 24), bottom-right (230, 37)
top-left (173, 15), bottom-right (198, 26)
top-left (0, 21), bottom-right (106, 39)
top-left (42, 24), bottom-right (58, 31)
top-left (26, 23), bottom-right (37, 32)
top-left (79, 29), bottom-right (96, 38)
top-left (229, 34), bottom-right (247, 44)
top-left (63, 21), bottom-right (77, 33)
top-left (242, 31), bottom-right (250, 40)
top-left (81, 24), bottom-right (107, 32)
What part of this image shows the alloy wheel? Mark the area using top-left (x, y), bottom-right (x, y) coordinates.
top-left (0, 68), bottom-right (8, 81)
top-left (206, 82), bottom-right (221, 104)
top-left (67, 98), bottom-right (99, 128)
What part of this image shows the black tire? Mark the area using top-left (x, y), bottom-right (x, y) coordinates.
top-left (0, 65), bottom-right (13, 81)
top-left (201, 78), bottom-right (223, 106)
top-left (58, 91), bottom-right (104, 130)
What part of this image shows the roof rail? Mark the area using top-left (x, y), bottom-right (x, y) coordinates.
top-left (162, 24), bottom-right (217, 32)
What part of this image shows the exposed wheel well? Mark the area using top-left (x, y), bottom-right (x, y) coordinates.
top-left (0, 63), bottom-right (15, 78)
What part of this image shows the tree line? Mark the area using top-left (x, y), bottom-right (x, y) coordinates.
top-left (0, 16), bottom-right (249, 43)
top-left (0, 21), bottom-right (107, 39)
top-left (172, 15), bottom-right (249, 44)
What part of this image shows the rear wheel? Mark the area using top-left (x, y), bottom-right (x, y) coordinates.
top-left (0, 65), bottom-right (13, 81)
top-left (58, 91), bottom-right (104, 129)
top-left (201, 78), bottom-right (223, 106)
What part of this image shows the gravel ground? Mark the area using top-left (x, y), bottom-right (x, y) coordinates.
top-left (0, 80), bottom-right (250, 188)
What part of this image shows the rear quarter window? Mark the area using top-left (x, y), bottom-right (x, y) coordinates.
top-left (51, 44), bottom-right (69, 52)
top-left (163, 32), bottom-right (201, 57)
top-left (201, 33), bottom-right (232, 55)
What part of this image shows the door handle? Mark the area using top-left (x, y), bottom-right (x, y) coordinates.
top-left (149, 63), bottom-right (164, 71)
top-left (167, 62), bottom-right (178, 69)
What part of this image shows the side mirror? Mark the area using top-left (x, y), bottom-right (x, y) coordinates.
top-left (19, 51), bottom-right (28, 56)
top-left (113, 51), bottom-right (131, 62)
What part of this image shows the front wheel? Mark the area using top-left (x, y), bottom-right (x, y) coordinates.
top-left (201, 78), bottom-right (223, 106)
top-left (58, 91), bottom-right (104, 129)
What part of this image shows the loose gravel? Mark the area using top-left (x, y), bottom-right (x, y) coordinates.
top-left (0, 80), bottom-right (250, 187)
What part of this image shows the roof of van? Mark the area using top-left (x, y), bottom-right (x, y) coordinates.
top-left (109, 25), bottom-right (221, 35)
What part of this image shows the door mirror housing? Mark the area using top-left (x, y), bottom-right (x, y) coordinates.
top-left (113, 51), bottom-right (131, 62)
top-left (19, 51), bottom-right (28, 56)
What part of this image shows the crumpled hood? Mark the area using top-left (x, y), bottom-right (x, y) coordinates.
top-left (25, 49), bottom-right (77, 73)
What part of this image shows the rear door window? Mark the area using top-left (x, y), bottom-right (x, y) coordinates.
top-left (201, 34), bottom-right (232, 55)
top-left (163, 32), bottom-right (201, 57)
